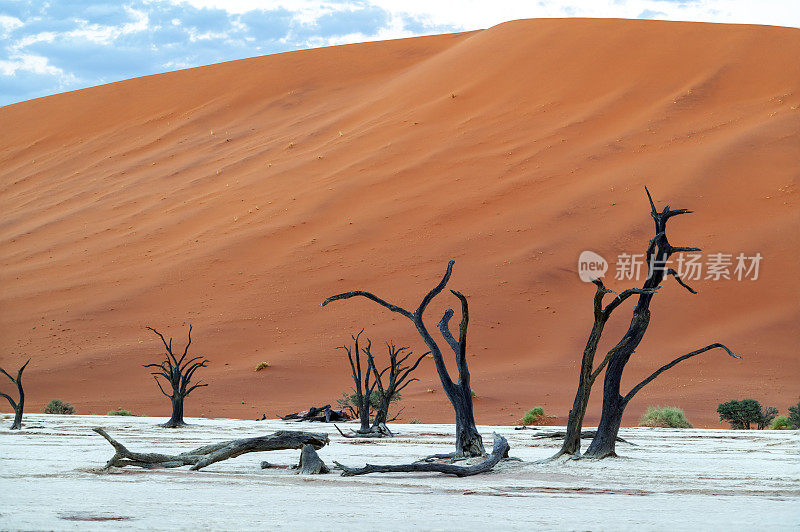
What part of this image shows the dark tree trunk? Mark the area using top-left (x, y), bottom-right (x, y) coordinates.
top-left (163, 395), bottom-right (187, 428)
top-left (337, 331), bottom-right (375, 433)
top-left (452, 387), bottom-right (483, 456)
top-left (585, 397), bottom-right (626, 458)
top-left (323, 260), bottom-right (486, 456)
top-left (583, 189), bottom-right (740, 459)
top-left (11, 407), bottom-right (23, 430)
top-left (556, 319), bottom-right (607, 457)
top-left (144, 325), bottom-right (208, 429)
top-left (583, 311), bottom-right (649, 458)
top-left (1, 359), bottom-right (30, 430)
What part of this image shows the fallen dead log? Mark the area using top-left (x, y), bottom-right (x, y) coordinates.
top-left (280, 405), bottom-right (351, 423)
top-left (531, 430), bottom-right (636, 445)
top-left (334, 433), bottom-right (509, 477)
top-left (92, 427), bottom-right (329, 470)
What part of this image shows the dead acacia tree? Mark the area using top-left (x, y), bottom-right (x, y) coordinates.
top-left (551, 281), bottom-right (656, 459)
top-left (337, 337), bottom-right (427, 438)
top-left (337, 330), bottom-right (375, 434)
top-left (366, 341), bottom-right (427, 435)
top-left (143, 325), bottom-right (208, 428)
top-left (1, 358), bottom-right (30, 430)
top-left (581, 188), bottom-right (740, 459)
top-left (323, 260), bottom-right (485, 457)
top-left (93, 427), bottom-right (328, 470)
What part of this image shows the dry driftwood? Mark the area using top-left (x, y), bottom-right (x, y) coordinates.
top-left (93, 427), bottom-right (329, 470)
top-left (294, 444), bottom-right (330, 474)
top-left (280, 405), bottom-right (351, 423)
top-left (334, 422), bottom-right (394, 439)
top-left (334, 433), bottom-right (509, 477)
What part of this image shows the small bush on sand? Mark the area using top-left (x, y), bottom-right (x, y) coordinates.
top-left (254, 361), bottom-right (270, 371)
top-left (639, 406), bottom-right (692, 428)
top-left (107, 408), bottom-right (133, 416)
top-left (44, 399), bottom-right (75, 415)
top-left (336, 390), bottom-right (400, 420)
top-left (770, 416), bottom-right (790, 430)
top-left (788, 398), bottom-right (800, 429)
top-left (522, 407), bottom-right (545, 425)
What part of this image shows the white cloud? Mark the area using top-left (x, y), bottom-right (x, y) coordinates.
top-left (2, 0), bottom-right (798, 107)
top-left (176, 0), bottom-right (800, 30)
top-left (0, 15), bottom-right (24, 37)
top-left (0, 53), bottom-right (65, 77)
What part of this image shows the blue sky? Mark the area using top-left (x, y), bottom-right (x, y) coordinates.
top-left (1, 0), bottom-right (798, 107)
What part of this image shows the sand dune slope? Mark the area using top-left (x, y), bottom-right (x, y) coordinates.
top-left (1, 18), bottom-right (798, 426)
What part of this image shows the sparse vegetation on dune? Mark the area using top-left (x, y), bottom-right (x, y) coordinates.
top-left (522, 407), bottom-right (545, 426)
top-left (44, 399), bottom-right (75, 415)
top-left (788, 398), bottom-right (800, 429)
top-left (639, 406), bottom-right (692, 428)
top-left (107, 408), bottom-right (134, 416)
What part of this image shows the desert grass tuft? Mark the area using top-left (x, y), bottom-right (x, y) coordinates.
top-left (639, 406), bottom-right (692, 428)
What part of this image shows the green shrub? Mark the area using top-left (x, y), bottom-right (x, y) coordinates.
top-left (44, 399), bottom-right (75, 415)
top-left (522, 407), bottom-right (545, 425)
top-left (107, 408), bottom-right (133, 416)
top-left (788, 397), bottom-right (800, 429)
top-left (336, 390), bottom-right (400, 420)
top-left (770, 416), bottom-right (790, 430)
top-left (639, 406), bottom-right (692, 428)
top-left (408, 419), bottom-right (422, 424)
top-left (717, 399), bottom-right (777, 430)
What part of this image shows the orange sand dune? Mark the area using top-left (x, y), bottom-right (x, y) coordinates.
top-left (1, 18), bottom-right (798, 427)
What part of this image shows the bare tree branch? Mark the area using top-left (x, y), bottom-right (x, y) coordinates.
top-left (321, 291), bottom-right (413, 320)
top-left (623, 343), bottom-right (741, 405)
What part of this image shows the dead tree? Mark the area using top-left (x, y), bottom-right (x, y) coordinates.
top-left (337, 330), bottom-right (376, 433)
top-left (323, 260), bottom-right (486, 457)
top-left (334, 433), bottom-right (509, 477)
top-left (582, 188), bottom-right (740, 459)
top-left (143, 325), bottom-right (208, 428)
top-left (93, 427), bottom-right (328, 470)
top-left (337, 335), bottom-right (427, 438)
top-left (366, 341), bottom-right (427, 435)
top-left (1, 358), bottom-right (30, 430)
top-left (551, 281), bottom-right (656, 459)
